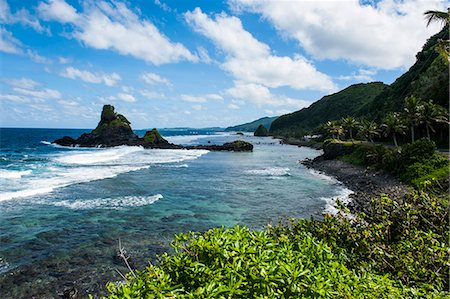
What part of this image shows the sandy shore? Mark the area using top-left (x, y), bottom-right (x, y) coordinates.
top-left (302, 155), bottom-right (410, 214)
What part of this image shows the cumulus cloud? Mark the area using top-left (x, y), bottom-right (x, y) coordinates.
top-left (37, 0), bottom-right (197, 65)
top-left (117, 93), bottom-right (136, 103)
top-left (229, 0), bottom-right (447, 69)
top-left (140, 72), bottom-right (172, 86)
top-left (60, 66), bottom-right (121, 86)
top-left (181, 93), bottom-right (224, 103)
top-left (38, 0), bottom-right (79, 23)
top-left (184, 8), bottom-right (336, 92)
top-left (226, 82), bottom-right (311, 109)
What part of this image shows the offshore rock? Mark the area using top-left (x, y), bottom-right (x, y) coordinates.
top-left (254, 124), bottom-right (269, 136)
top-left (53, 105), bottom-right (253, 152)
top-left (188, 140), bottom-right (253, 152)
top-left (54, 105), bottom-right (141, 147)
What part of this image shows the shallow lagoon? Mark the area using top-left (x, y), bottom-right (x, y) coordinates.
top-left (0, 128), bottom-right (349, 297)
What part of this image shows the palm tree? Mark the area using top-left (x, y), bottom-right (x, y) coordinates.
top-left (424, 9), bottom-right (450, 59)
top-left (382, 112), bottom-right (406, 147)
top-left (403, 96), bottom-right (423, 143)
top-left (341, 116), bottom-right (358, 141)
top-left (424, 9), bottom-right (449, 27)
top-left (421, 101), bottom-right (449, 139)
top-left (324, 121), bottom-right (344, 140)
top-left (358, 119), bottom-right (380, 143)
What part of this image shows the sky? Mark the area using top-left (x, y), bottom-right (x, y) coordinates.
top-left (0, 0), bottom-right (447, 129)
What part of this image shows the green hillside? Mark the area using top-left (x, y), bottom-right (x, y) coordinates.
top-left (270, 26), bottom-right (448, 137)
top-left (225, 116), bottom-right (278, 132)
top-left (270, 82), bottom-right (387, 136)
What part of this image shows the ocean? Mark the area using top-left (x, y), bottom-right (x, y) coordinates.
top-left (0, 128), bottom-right (351, 298)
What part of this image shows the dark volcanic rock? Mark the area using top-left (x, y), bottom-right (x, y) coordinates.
top-left (53, 105), bottom-right (253, 152)
top-left (322, 142), bottom-right (354, 160)
top-left (188, 140), bottom-right (253, 152)
top-left (254, 124), bottom-right (269, 136)
top-left (53, 136), bottom-right (77, 146)
top-left (143, 128), bottom-right (178, 149)
top-left (302, 156), bottom-right (409, 215)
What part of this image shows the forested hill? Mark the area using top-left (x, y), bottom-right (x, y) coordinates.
top-left (225, 116), bottom-right (278, 132)
top-left (270, 26), bottom-right (449, 136)
top-left (270, 82), bottom-right (387, 136)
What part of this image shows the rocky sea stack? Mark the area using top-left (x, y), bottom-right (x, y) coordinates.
top-left (54, 105), bottom-right (142, 147)
top-left (254, 124), bottom-right (268, 136)
top-left (53, 105), bottom-right (253, 152)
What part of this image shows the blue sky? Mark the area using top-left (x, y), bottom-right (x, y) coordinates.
top-left (0, 0), bottom-right (447, 129)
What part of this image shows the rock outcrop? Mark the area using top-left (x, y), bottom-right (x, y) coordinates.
top-left (188, 140), bottom-right (253, 152)
top-left (54, 105), bottom-right (141, 147)
top-left (254, 124), bottom-right (268, 137)
top-left (53, 105), bottom-right (253, 152)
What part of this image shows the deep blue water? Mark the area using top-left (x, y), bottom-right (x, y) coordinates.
top-left (0, 128), bottom-right (350, 298)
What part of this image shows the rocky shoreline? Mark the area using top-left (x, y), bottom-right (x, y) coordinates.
top-left (302, 155), bottom-right (410, 215)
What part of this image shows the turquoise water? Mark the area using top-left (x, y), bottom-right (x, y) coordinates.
top-left (0, 128), bottom-right (350, 298)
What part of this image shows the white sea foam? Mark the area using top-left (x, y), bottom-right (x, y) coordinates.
top-left (0, 146), bottom-right (208, 201)
top-left (308, 169), bottom-right (339, 183)
top-left (54, 146), bottom-right (144, 165)
top-left (321, 187), bottom-right (354, 215)
top-left (0, 257), bottom-right (10, 274)
top-left (245, 167), bottom-right (290, 176)
top-left (0, 169), bottom-right (32, 179)
top-left (50, 194), bottom-right (163, 210)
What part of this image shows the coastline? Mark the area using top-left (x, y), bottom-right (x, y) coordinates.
top-left (301, 155), bottom-right (410, 214)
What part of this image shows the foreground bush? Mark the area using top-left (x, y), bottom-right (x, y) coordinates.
top-left (107, 226), bottom-right (411, 298)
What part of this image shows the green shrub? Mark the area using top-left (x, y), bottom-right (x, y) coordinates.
top-left (106, 225), bottom-right (419, 298)
top-left (274, 192), bottom-right (449, 293)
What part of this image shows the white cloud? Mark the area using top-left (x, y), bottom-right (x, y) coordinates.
top-left (13, 86), bottom-right (61, 99)
top-left (185, 8), bottom-right (336, 92)
top-left (338, 69), bottom-right (377, 81)
top-left (0, 28), bottom-right (22, 54)
top-left (117, 93), bottom-right (136, 103)
top-left (139, 89), bottom-right (167, 100)
top-left (26, 49), bottom-right (52, 64)
top-left (226, 81), bottom-right (310, 109)
top-left (0, 94), bottom-right (29, 103)
top-left (192, 104), bottom-right (206, 111)
top-left (60, 66), bottom-right (121, 86)
top-left (197, 46), bottom-right (213, 64)
top-left (58, 99), bottom-right (79, 106)
top-left (6, 77), bottom-right (40, 89)
top-left (1, 0), bottom-right (48, 33)
top-left (181, 93), bottom-right (224, 103)
top-left (230, 0), bottom-right (447, 69)
top-left (140, 72), bottom-right (172, 86)
top-left (38, 0), bottom-right (197, 65)
top-left (227, 103), bottom-right (240, 110)
top-left (38, 0), bottom-right (79, 23)
top-left (58, 56), bottom-right (72, 64)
